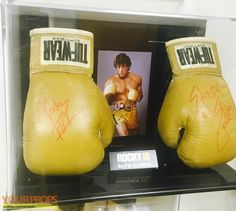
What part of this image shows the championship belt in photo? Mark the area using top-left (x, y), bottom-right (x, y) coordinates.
top-left (113, 101), bottom-right (135, 112)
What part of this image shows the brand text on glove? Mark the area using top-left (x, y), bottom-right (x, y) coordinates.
top-left (175, 43), bottom-right (217, 69)
top-left (40, 36), bottom-right (90, 68)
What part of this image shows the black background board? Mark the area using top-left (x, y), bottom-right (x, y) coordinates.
top-left (15, 14), bottom-right (236, 204)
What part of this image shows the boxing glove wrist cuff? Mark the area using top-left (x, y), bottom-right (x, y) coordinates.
top-left (30, 28), bottom-right (94, 77)
top-left (103, 83), bottom-right (116, 96)
top-left (165, 37), bottom-right (222, 77)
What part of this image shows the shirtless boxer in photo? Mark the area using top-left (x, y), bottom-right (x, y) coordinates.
top-left (103, 53), bottom-right (143, 136)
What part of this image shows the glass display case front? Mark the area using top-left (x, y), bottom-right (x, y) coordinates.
top-left (1, 1), bottom-right (236, 209)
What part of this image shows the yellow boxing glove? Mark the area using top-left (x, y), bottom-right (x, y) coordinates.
top-left (158, 37), bottom-right (236, 168)
top-left (128, 88), bottom-right (139, 102)
top-left (103, 82), bottom-right (116, 105)
top-left (23, 28), bottom-right (114, 175)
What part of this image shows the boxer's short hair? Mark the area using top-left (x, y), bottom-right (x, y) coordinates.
top-left (113, 53), bottom-right (131, 68)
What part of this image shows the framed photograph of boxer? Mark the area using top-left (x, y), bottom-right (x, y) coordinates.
top-left (96, 50), bottom-right (152, 137)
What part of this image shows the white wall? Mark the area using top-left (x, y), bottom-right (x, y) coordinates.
top-left (83, 195), bottom-right (179, 211)
top-left (9, 0), bottom-right (236, 19)
top-left (179, 190), bottom-right (236, 211)
top-left (0, 3), bottom-right (7, 211)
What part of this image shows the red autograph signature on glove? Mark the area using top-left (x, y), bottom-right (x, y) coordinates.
top-left (190, 82), bottom-right (236, 151)
top-left (38, 97), bottom-right (78, 141)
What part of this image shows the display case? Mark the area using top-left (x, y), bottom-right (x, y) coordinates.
top-left (1, 0), bottom-right (236, 209)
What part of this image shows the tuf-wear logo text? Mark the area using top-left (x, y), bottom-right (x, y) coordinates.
top-left (40, 36), bottom-right (90, 68)
top-left (174, 43), bottom-right (217, 70)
